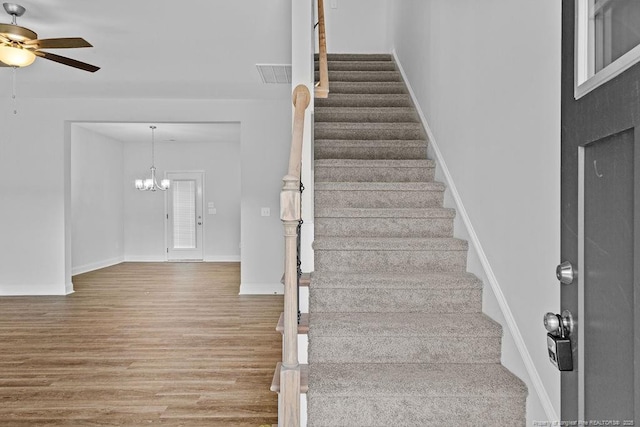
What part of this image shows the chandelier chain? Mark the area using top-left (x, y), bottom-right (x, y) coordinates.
top-left (150, 125), bottom-right (156, 168)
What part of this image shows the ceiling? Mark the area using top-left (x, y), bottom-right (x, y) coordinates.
top-left (0, 0), bottom-right (292, 99)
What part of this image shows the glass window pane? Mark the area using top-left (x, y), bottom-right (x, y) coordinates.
top-left (594, 0), bottom-right (640, 72)
top-left (172, 180), bottom-right (196, 249)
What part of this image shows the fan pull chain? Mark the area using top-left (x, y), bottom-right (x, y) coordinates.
top-left (11, 66), bottom-right (18, 115)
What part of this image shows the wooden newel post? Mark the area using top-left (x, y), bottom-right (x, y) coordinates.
top-left (278, 175), bottom-right (301, 427)
top-left (280, 176), bottom-right (301, 427)
top-left (278, 84), bottom-right (309, 427)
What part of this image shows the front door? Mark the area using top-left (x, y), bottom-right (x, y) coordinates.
top-left (562, 0), bottom-right (640, 423)
top-left (166, 172), bottom-right (204, 261)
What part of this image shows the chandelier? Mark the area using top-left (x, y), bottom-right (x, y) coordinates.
top-left (135, 125), bottom-right (170, 192)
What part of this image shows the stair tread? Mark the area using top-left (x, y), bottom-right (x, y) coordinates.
top-left (315, 181), bottom-right (445, 191)
top-left (315, 207), bottom-right (454, 218)
top-left (315, 53), bottom-right (393, 61)
top-left (276, 312), bottom-right (309, 334)
top-left (315, 93), bottom-right (411, 101)
top-left (315, 139), bottom-right (427, 146)
top-left (315, 159), bottom-right (434, 168)
top-left (308, 312), bottom-right (501, 337)
top-left (315, 107), bottom-right (415, 113)
top-left (328, 82), bottom-right (408, 94)
top-left (270, 362), bottom-right (309, 393)
top-left (316, 122), bottom-right (422, 130)
top-left (319, 70), bottom-right (402, 79)
top-left (310, 271), bottom-right (482, 289)
top-left (313, 236), bottom-right (468, 251)
top-left (308, 363), bottom-right (527, 397)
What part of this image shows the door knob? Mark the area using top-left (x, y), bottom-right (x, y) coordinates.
top-left (556, 261), bottom-right (576, 284)
top-left (543, 310), bottom-right (574, 337)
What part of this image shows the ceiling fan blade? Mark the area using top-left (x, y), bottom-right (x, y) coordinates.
top-left (0, 34), bottom-right (11, 45)
top-left (34, 51), bottom-right (100, 72)
top-left (25, 37), bottom-right (93, 49)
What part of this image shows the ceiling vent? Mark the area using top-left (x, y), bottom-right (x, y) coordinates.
top-left (256, 64), bottom-right (292, 84)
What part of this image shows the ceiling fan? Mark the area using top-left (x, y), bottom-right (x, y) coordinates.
top-left (0, 2), bottom-right (99, 72)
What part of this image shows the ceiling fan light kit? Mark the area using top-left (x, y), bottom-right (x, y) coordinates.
top-left (0, 44), bottom-right (33, 66)
top-left (0, 2), bottom-right (99, 72)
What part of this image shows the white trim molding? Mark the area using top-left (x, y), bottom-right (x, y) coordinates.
top-left (574, 0), bottom-right (640, 99)
top-left (72, 256), bottom-right (125, 276)
top-left (123, 256), bottom-right (167, 262)
top-left (393, 49), bottom-right (560, 423)
top-left (0, 283), bottom-right (70, 296)
top-left (203, 256), bottom-right (241, 262)
top-left (239, 282), bottom-right (284, 295)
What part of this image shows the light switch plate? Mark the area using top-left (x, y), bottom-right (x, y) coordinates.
top-left (331, 0), bottom-right (337, 8)
top-left (208, 208), bottom-right (217, 215)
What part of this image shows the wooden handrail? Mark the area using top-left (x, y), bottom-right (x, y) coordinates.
top-left (279, 84), bottom-right (310, 427)
top-left (315, 0), bottom-right (329, 98)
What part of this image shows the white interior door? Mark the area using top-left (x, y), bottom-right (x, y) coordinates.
top-left (166, 172), bottom-right (204, 261)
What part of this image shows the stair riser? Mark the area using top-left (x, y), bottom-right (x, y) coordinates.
top-left (315, 96), bottom-right (413, 108)
top-left (316, 71), bottom-right (403, 82)
top-left (315, 126), bottom-right (424, 140)
top-left (316, 190), bottom-right (444, 208)
top-left (314, 250), bottom-right (467, 273)
top-left (315, 110), bottom-right (419, 123)
top-left (315, 145), bottom-right (426, 160)
top-left (308, 336), bottom-right (501, 364)
top-left (316, 61), bottom-right (397, 71)
top-left (315, 166), bottom-right (434, 183)
top-left (328, 82), bottom-right (407, 94)
top-left (310, 288), bottom-right (482, 313)
top-left (315, 217), bottom-right (452, 238)
top-left (307, 396), bottom-right (526, 427)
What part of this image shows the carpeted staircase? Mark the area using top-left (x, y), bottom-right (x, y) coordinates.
top-left (307, 54), bottom-right (527, 426)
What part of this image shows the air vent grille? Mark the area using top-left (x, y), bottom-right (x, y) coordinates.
top-left (256, 64), bottom-right (292, 84)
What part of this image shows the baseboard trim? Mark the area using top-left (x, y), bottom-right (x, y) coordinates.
top-left (393, 49), bottom-right (559, 422)
top-left (72, 256), bottom-right (125, 276)
top-left (203, 256), bottom-right (241, 262)
top-left (0, 283), bottom-right (69, 296)
top-left (123, 256), bottom-right (166, 262)
top-left (239, 282), bottom-right (284, 295)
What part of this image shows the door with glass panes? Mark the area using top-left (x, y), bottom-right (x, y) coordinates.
top-left (166, 172), bottom-right (203, 261)
top-left (562, 0), bottom-right (640, 423)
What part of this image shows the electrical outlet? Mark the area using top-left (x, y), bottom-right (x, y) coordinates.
top-left (261, 207), bottom-right (271, 217)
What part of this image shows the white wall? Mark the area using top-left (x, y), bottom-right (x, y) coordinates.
top-left (123, 139), bottom-right (241, 262)
top-left (71, 126), bottom-right (125, 275)
top-left (389, 0), bottom-right (561, 423)
top-left (319, 0), bottom-right (391, 53)
top-left (0, 97), bottom-right (290, 296)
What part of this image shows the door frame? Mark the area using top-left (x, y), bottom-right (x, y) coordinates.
top-left (165, 170), bottom-right (205, 261)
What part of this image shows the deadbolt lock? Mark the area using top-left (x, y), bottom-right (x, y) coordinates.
top-left (556, 261), bottom-right (576, 285)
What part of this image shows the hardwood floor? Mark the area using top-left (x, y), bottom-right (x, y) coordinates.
top-left (0, 263), bottom-right (283, 426)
